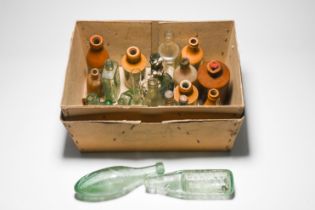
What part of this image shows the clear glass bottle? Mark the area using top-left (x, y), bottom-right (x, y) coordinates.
top-left (143, 77), bottom-right (163, 107)
top-left (173, 58), bottom-right (198, 85)
top-left (144, 169), bottom-right (234, 200)
top-left (158, 31), bottom-right (180, 69)
top-left (101, 59), bottom-right (120, 104)
top-left (87, 68), bottom-right (102, 97)
top-left (150, 53), bottom-right (174, 95)
top-left (75, 162), bottom-right (165, 202)
top-left (164, 90), bottom-right (176, 106)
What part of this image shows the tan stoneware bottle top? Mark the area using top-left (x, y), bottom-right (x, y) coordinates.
top-left (181, 37), bottom-right (204, 68)
top-left (179, 80), bottom-right (193, 95)
top-left (86, 34), bottom-right (109, 69)
top-left (121, 46), bottom-right (147, 74)
top-left (89, 34), bottom-right (104, 50)
top-left (90, 68), bottom-right (100, 79)
top-left (204, 88), bottom-right (220, 105)
top-left (173, 80), bottom-right (199, 105)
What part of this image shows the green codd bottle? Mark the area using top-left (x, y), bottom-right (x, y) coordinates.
top-left (144, 169), bottom-right (234, 200)
top-left (75, 162), bottom-right (165, 202)
top-left (102, 59), bottom-right (120, 104)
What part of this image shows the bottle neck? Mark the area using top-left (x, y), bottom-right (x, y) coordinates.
top-left (135, 162), bottom-right (165, 176)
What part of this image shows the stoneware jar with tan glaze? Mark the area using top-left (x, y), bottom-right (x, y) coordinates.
top-left (121, 46), bottom-right (147, 89)
top-left (204, 88), bottom-right (220, 105)
top-left (87, 68), bottom-right (102, 96)
top-left (197, 60), bottom-right (230, 103)
top-left (181, 37), bottom-right (204, 69)
top-left (86, 34), bottom-right (109, 69)
top-left (174, 80), bottom-right (199, 105)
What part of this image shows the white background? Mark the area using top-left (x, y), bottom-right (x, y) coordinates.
top-left (0, 0), bottom-right (314, 209)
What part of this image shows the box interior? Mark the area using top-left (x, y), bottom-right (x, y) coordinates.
top-left (61, 21), bottom-right (244, 121)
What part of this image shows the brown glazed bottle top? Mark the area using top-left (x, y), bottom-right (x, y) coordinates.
top-left (204, 88), bottom-right (220, 105)
top-left (173, 80), bottom-right (199, 105)
top-left (181, 37), bottom-right (204, 66)
top-left (197, 60), bottom-right (230, 89)
top-left (89, 34), bottom-right (104, 50)
top-left (121, 46), bottom-right (147, 74)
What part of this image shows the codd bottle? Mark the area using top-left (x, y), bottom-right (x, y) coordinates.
top-left (150, 53), bottom-right (174, 95)
top-left (75, 162), bottom-right (165, 202)
top-left (144, 169), bottom-right (234, 200)
top-left (102, 59), bottom-right (120, 104)
top-left (158, 31), bottom-right (180, 70)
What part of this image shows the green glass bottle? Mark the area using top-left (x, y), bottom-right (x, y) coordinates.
top-left (102, 59), bottom-right (120, 103)
top-left (144, 169), bottom-right (234, 200)
top-left (84, 93), bottom-right (100, 105)
top-left (75, 162), bottom-right (165, 202)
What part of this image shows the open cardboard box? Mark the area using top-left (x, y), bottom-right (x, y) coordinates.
top-left (61, 20), bottom-right (245, 151)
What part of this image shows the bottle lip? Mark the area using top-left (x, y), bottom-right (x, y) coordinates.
top-left (126, 46), bottom-right (141, 64)
top-left (208, 88), bottom-right (220, 100)
top-left (207, 60), bottom-right (222, 76)
top-left (89, 34), bottom-right (104, 50)
top-left (179, 80), bottom-right (193, 95)
top-left (90, 68), bottom-right (100, 79)
top-left (188, 37), bottom-right (199, 48)
top-left (155, 162), bottom-right (165, 175)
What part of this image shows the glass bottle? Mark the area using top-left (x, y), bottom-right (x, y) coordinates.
top-left (173, 58), bottom-right (198, 86)
top-left (158, 31), bottom-right (180, 69)
top-left (101, 59), bottom-right (120, 104)
top-left (150, 53), bottom-right (174, 95)
top-left (144, 169), bottom-right (234, 200)
top-left (197, 60), bottom-right (230, 103)
top-left (121, 46), bottom-right (147, 89)
top-left (86, 34), bottom-right (109, 69)
top-left (75, 162), bottom-right (165, 202)
top-left (204, 88), bottom-right (220, 105)
top-left (164, 90), bottom-right (176, 106)
top-left (87, 68), bottom-right (102, 97)
top-left (143, 77), bottom-right (163, 107)
top-left (84, 93), bottom-right (100, 105)
top-left (181, 37), bottom-right (204, 69)
top-left (174, 80), bottom-right (199, 105)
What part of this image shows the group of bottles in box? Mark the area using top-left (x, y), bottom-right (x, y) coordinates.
top-left (84, 32), bottom-right (231, 106)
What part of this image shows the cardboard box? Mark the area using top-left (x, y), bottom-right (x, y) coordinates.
top-left (61, 20), bottom-right (245, 152)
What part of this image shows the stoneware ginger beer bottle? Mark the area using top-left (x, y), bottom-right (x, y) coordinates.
top-left (197, 60), bottom-right (230, 103)
top-left (181, 37), bottom-right (204, 69)
top-left (86, 34), bottom-right (109, 69)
